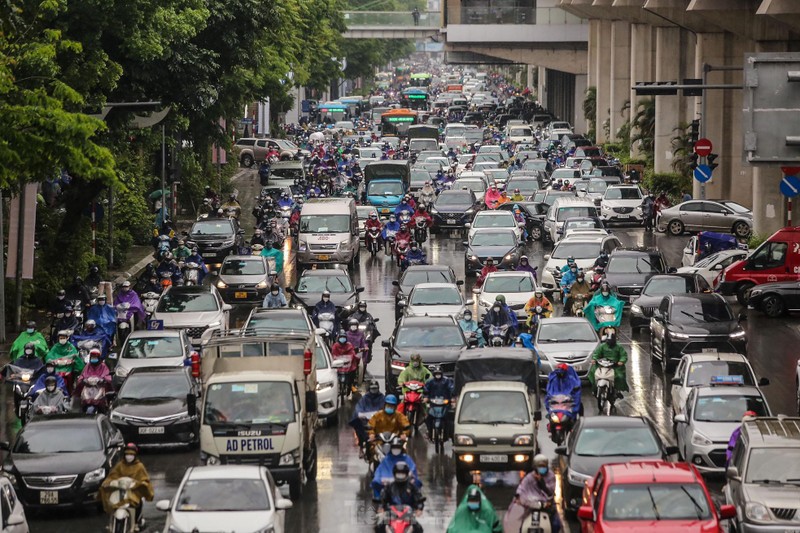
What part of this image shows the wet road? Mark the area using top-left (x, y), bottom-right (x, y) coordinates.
top-left (26, 170), bottom-right (799, 532)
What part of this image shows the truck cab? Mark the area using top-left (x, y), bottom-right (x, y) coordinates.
top-left (363, 161), bottom-right (411, 216)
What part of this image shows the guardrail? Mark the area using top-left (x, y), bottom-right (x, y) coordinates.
top-left (342, 11), bottom-right (440, 27)
top-left (458, 6), bottom-right (586, 25)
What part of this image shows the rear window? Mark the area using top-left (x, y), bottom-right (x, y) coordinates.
top-left (122, 336), bottom-right (183, 359)
top-left (157, 292), bottom-right (219, 313)
top-left (686, 361), bottom-right (755, 386)
top-left (556, 206), bottom-right (597, 222)
top-left (603, 483), bottom-right (711, 521)
top-left (607, 255), bottom-right (663, 274)
top-left (221, 260), bottom-right (265, 276)
top-left (605, 187), bottom-right (642, 200)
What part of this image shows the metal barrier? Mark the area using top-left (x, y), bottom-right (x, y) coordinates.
top-left (342, 11), bottom-right (441, 27)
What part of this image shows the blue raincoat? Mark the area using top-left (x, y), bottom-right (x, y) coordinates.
top-left (86, 303), bottom-right (116, 340)
top-left (371, 453), bottom-right (422, 500)
top-left (546, 367), bottom-right (582, 416)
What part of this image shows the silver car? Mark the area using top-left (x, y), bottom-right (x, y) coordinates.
top-left (400, 282), bottom-right (472, 319)
top-left (534, 317), bottom-right (600, 379)
top-left (110, 329), bottom-right (194, 389)
top-left (216, 255), bottom-right (274, 304)
top-left (151, 285), bottom-right (231, 344)
top-left (657, 199), bottom-right (753, 238)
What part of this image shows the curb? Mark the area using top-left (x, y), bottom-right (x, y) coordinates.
top-left (113, 254), bottom-right (154, 286)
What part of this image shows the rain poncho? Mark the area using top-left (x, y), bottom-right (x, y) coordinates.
top-left (484, 189), bottom-right (502, 208)
top-left (397, 363), bottom-right (432, 388)
top-left (262, 291), bottom-right (287, 308)
top-left (583, 292), bottom-right (624, 331)
top-left (114, 289), bottom-right (145, 324)
top-left (260, 246), bottom-right (284, 274)
top-left (371, 453), bottom-right (422, 499)
top-left (588, 342), bottom-right (629, 392)
top-left (503, 471), bottom-right (557, 533)
top-left (10, 330), bottom-right (48, 361)
top-left (100, 458), bottom-right (155, 514)
top-left (75, 362), bottom-right (112, 394)
top-left (32, 389), bottom-right (69, 413)
top-left (546, 367), bottom-right (581, 416)
top-left (45, 342), bottom-right (84, 374)
top-left (30, 371), bottom-right (68, 398)
top-left (71, 329), bottom-right (112, 358)
top-left (458, 318), bottom-right (486, 347)
top-left (515, 262), bottom-right (537, 277)
top-left (87, 303), bottom-right (117, 339)
top-left (350, 392), bottom-right (385, 423)
top-left (447, 485), bottom-right (502, 533)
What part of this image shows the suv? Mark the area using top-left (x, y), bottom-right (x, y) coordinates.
top-left (724, 416), bottom-right (800, 531)
top-left (604, 248), bottom-right (667, 303)
top-left (188, 218), bottom-right (243, 266)
top-left (234, 138), bottom-right (308, 167)
top-left (600, 184), bottom-right (644, 224)
top-left (151, 285), bottom-right (231, 344)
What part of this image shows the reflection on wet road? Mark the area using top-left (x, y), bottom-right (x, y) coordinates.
top-left (25, 171), bottom-right (800, 532)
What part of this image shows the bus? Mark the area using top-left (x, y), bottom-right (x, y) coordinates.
top-left (401, 88), bottom-right (429, 111)
top-left (380, 109), bottom-right (418, 138)
top-left (319, 101), bottom-right (348, 123)
top-left (410, 73), bottom-right (432, 87)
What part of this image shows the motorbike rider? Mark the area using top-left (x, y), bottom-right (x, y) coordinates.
top-left (512, 205), bottom-right (528, 239)
top-left (351, 301), bottom-right (380, 349)
top-left (726, 411), bottom-right (758, 465)
top-left (13, 343), bottom-right (45, 375)
top-left (114, 280), bottom-right (146, 326)
top-left (101, 443), bottom-right (155, 530)
top-left (475, 257), bottom-right (498, 289)
top-left (402, 243), bottom-right (427, 270)
top-left (156, 251), bottom-right (182, 285)
top-left (484, 185), bottom-right (501, 209)
top-left (510, 188), bottom-right (525, 202)
top-left (50, 288), bottom-right (71, 315)
top-left (364, 212), bottom-right (384, 248)
top-left (588, 332), bottom-right (629, 398)
top-left (367, 395), bottom-right (412, 457)
top-left (371, 437), bottom-right (422, 501)
top-left (394, 197), bottom-right (415, 218)
top-left (503, 454), bottom-right (561, 533)
top-left (350, 380), bottom-right (385, 452)
top-left (375, 462), bottom-right (425, 533)
top-left (65, 276), bottom-right (91, 311)
top-left (560, 256), bottom-right (577, 275)
top-left (29, 360), bottom-right (69, 398)
top-left (411, 204), bottom-right (433, 232)
top-left (87, 294), bottom-right (117, 340)
top-left (72, 319), bottom-right (112, 358)
top-left (45, 329), bottom-right (84, 386)
top-left (448, 485), bottom-right (503, 533)
top-left (395, 223), bottom-right (412, 247)
top-left (419, 181), bottom-right (436, 207)
top-left (52, 305), bottom-right (80, 339)
top-left (221, 193), bottom-right (241, 219)
top-left (482, 299), bottom-right (514, 345)
top-left (262, 284), bottom-right (287, 308)
top-left (277, 191), bottom-right (294, 209)
top-left (524, 289), bottom-right (554, 319)
top-left (31, 376), bottom-right (69, 415)
top-left (423, 365), bottom-right (454, 438)
top-left (403, 194), bottom-right (417, 210)
top-left (260, 240), bottom-right (284, 276)
top-left (546, 363), bottom-right (582, 417)
top-left (494, 295), bottom-right (519, 337)
top-left (397, 354), bottom-right (432, 393)
top-left (564, 270), bottom-right (591, 316)
top-left (584, 281), bottom-right (624, 331)
top-left (10, 321), bottom-right (48, 361)
top-left (458, 310), bottom-right (486, 347)
top-left (381, 214), bottom-right (401, 243)
top-left (593, 250), bottom-right (609, 270)
top-left (74, 348), bottom-right (112, 412)
top-left (172, 239), bottom-right (191, 261)
top-left (332, 330), bottom-right (359, 395)
top-left (184, 246), bottom-right (209, 285)
top-left (250, 228), bottom-right (267, 247)
top-left (559, 264), bottom-right (579, 305)
top-left (346, 317), bottom-right (369, 363)
top-left (515, 255), bottom-right (537, 278)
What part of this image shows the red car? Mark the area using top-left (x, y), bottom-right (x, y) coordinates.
top-left (578, 461), bottom-right (736, 532)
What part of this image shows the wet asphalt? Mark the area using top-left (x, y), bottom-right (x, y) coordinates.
top-left (24, 169), bottom-right (800, 532)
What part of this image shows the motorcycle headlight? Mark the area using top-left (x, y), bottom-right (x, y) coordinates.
top-left (729, 329), bottom-right (746, 339)
top-left (455, 435), bottom-right (474, 446)
top-left (691, 432), bottom-right (713, 446)
top-left (469, 255), bottom-right (478, 261)
top-left (504, 254), bottom-right (513, 261)
top-left (465, 208), bottom-right (474, 214)
top-left (204, 454), bottom-right (221, 466)
top-left (630, 304), bottom-right (642, 314)
top-left (745, 502), bottom-right (770, 521)
top-left (550, 413), bottom-right (560, 423)
top-left (83, 467), bottom-right (106, 486)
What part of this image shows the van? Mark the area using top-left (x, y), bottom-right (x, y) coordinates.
top-left (297, 198), bottom-right (359, 268)
top-left (544, 197), bottom-right (600, 244)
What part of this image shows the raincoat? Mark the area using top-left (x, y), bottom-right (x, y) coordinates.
top-left (588, 342), bottom-right (629, 392)
top-left (458, 318), bottom-right (485, 347)
top-left (503, 471), bottom-right (558, 533)
top-left (367, 410), bottom-right (412, 438)
top-left (29, 371), bottom-right (68, 398)
top-left (346, 329), bottom-right (368, 354)
top-left (75, 362), bottom-right (112, 395)
top-left (397, 364), bottom-right (432, 389)
top-left (114, 290), bottom-right (145, 324)
top-left (515, 262), bottom-right (538, 277)
top-left (484, 189), bottom-right (502, 208)
top-left (350, 391), bottom-right (385, 423)
top-left (371, 453), bottom-right (422, 499)
top-left (394, 202), bottom-right (414, 217)
top-left (10, 330), bottom-right (48, 361)
top-left (87, 303), bottom-right (117, 339)
top-left (262, 291), bottom-right (287, 308)
top-left (583, 292), bottom-right (624, 331)
top-left (447, 484), bottom-right (502, 533)
top-left (71, 330), bottom-right (112, 358)
top-left (546, 367), bottom-right (582, 416)
top-left (45, 342), bottom-right (84, 374)
top-left (186, 253), bottom-right (209, 284)
top-left (331, 340), bottom-right (359, 373)
top-left (260, 246), bottom-right (284, 274)
top-left (100, 457), bottom-right (155, 514)
top-left (32, 389), bottom-right (69, 413)
top-left (524, 296), bottom-right (553, 318)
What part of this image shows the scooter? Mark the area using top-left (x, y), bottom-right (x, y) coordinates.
top-left (594, 358), bottom-right (617, 416)
top-left (53, 356), bottom-right (77, 393)
top-left (526, 306), bottom-right (546, 335)
top-left (381, 505), bottom-right (420, 533)
top-left (488, 324), bottom-right (510, 347)
top-left (594, 304), bottom-right (621, 333)
top-left (519, 500), bottom-right (553, 533)
top-left (369, 431), bottom-right (396, 475)
top-left (80, 376), bottom-right (111, 414)
top-left (413, 218), bottom-right (428, 246)
top-left (3, 364), bottom-right (35, 425)
top-left (316, 312), bottom-right (336, 344)
top-left (570, 293), bottom-right (588, 318)
top-left (547, 394), bottom-right (576, 445)
top-left (428, 397), bottom-right (449, 454)
top-left (383, 230), bottom-right (397, 256)
top-left (394, 236), bottom-right (411, 268)
top-left (76, 339), bottom-right (99, 365)
top-left (104, 477), bottom-right (138, 533)
top-left (115, 303), bottom-right (134, 346)
top-left (183, 262), bottom-right (201, 286)
top-left (400, 381), bottom-right (425, 436)
top-left (366, 228), bottom-right (382, 257)
top-left (141, 291), bottom-right (160, 321)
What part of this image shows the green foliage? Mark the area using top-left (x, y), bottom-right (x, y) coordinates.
top-left (583, 86), bottom-right (596, 143)
top-left (748, 232), bottom-right (767, 250)
top-left (671, 122), bottom-right (694, 178)
top-left (643, 171), bottom-right (691, 201)
top-left (340, 38), bottom-right (415, 81)
top-left (631, 99), bottom-right (655, 166)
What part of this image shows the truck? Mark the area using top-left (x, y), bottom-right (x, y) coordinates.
top-left (452, 347), bottom-right (542, 485)
top-left (198, 332), bottom-right (319, 500)
top-left (407, 125), bottom-right (440, 155)
top-left (363, 160), bottom-right (411, 216)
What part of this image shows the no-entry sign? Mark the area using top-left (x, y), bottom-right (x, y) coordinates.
top-left (694, 138), bottom-right (713, 157)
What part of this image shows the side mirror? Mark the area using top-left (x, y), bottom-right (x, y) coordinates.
top-left (222, 303), bottom-right (233, 312)
top-left (381, 339), bottom-right (390, 348)
top-left (554, 446), bottom-right (567, 456)
top-left (305, 390), bottom-right (318, 412)
top-left (738, 312), bottom-right (747, 322)
top-left (462, 241), bottom-right (469, 247)
top-left (398, 300), bottom-right (407, 307)
top-left (285, 287), bottom-right (294, 294)
top-left (665, 445), bottom-right (679, 456)
top-left (726, 466), bottom-right (741, 482)
top-left (392, 280), bottom-right (400, 287)
top-left (464, 223), bottom-right (471, 229)
top-left (456, 280), bottom-right (464, 286)
top-left (667, 267), bottom-right (677, 273)
top-left (465, 299), bottom-right (474, 305)
top-left (758, 377), bottom-right (770, 386)
top-left (719, 504), bottom-right (737, 520)
top-left (356, 286), bottom-right (365, 293)
top-left (670, 377), bottom-right (681, 385)
top-left (107, 352), bottom-right (118, 360)
top-left (187, 393), bottom-right (197, 418)
top-left (155, 500), bottom-right (171, 512)
top-left (712, 263), bottom-right (723, 270)
top-left (0, 441), bottom-right (9, 451)
top-left (373, 318), bottom-right (380, 323)
top-left (673, 414), bottom-right (687, 424)
top-left (543, 254), bottom-right (551, 261)
top-left (577, 505), bottom-right (594, 521)
top-left (276, 498), bottom-right (294, 510)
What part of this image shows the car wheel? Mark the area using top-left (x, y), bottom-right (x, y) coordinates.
top-left (736, 282), bottom-right (755, 306)
top-left (241, 154), bottom-right (254, 168)
top-left (650, 332), bottom-right (659, 362)
top-left (668, 219), bottom-right (684, 236)
top-left (762, 294), bottom-right (785, 318)
top-left (733, 221), bottom-right (751, 239)
top-left (530, 226), bottom-right (542, 241)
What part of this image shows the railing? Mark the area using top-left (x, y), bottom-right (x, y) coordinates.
top-left (342, 11), bottom-right (441, 27)
top-left (457, 6), bottom-right (586, 25)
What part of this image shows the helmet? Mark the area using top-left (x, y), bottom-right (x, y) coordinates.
top-left (600, 280), bottom-right (611, 292)
top-left (514, 188), bottom-right (520, 193)
top-left (467, 486), bottom-right (482, 504)
top-left (485, 257), bottom-right (494, 264)
top-left (555, 363), bottom-right (569, 376)
top-left (84, 319), bottom-right (96, 329)
top-left (430, 364), bottom-right (443, 376)
top-left (89, 348), bottom-right (102, 360)
top-left (23, 342), bottom-right (36, 355)
top-left (393, 461), bottom-right (411, 482)
top-left (495, 295), bottom-right (506, 304)
top-left (567, 256), bottom-right (575, 264)
top-left (410, 353), bottom-right (422, 365)
top-left (384, 394), bottom-right (399, 406)
top-left (534, 288), bottom-right (543, 296)
top-left (121, 280), bottom-right (131, 289)
top-left (348, 318), bottom-right (359, 327)
top-left (520, 255), bottom-right (528, 262)
top-left (124, 443), bottom-right (139, 455)
top-left (57, 329), bottom-right (70, 338)
top-left (26, 320), bottom-right (36, 329)
top-left (322, 290), bottom-right (331, 298)
top-left (533, 454), bottom-right (549, 467)
top-left (367, 379), bottom-right (380, 394)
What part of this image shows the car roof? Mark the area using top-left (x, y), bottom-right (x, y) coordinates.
top-left (539, 316), bottom-right (595, 326)
top-left (127, 366), bottom-right (190, 377)
top-left (603, 461), bottom-right (699, 485)
top-left (224, 255), bottom-right (263, 262)
top-left (485, 271), bottom-right (534, 278)
top-left (164, 285), bottom-right (214, 295)
top-left (186, 465), bottom-right (265, 481)
top-left (646, 273), bottom-right (696, 282)
top-left (25, 413), bottom-right (102, 428)
top-left (471, 227), bottom-right (517, 234)
top-left (683, 352), bottom-right (749, 363)
top-left (126, 329), bottom-right (183, 339)
top-left (558, 234), bottom-right (608, 244)
top-left (400, 316), bottom-right (457, 326)
top-left (410, 282), bottom-right (460, 290)
top-left (580, 415), bottom-right (651, 429)
top-left (741, 417), bottom-right (800, 445)
top-left (670, 293), bottom-right (725, 304)
top-left (300, 268), bottom-right (349, 277)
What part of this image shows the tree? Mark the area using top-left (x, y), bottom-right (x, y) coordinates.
top-left (671, 122), bottom-right (694, 177)
top-left (583, 86), bottom-right (596, 143)
top-left (631, 98), bottom-right (656, 165)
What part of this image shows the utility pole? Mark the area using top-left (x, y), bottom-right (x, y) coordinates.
top-left (14, 185), bottom-right (25, 330)
top-left (0, 190), bottom-right (6, 343)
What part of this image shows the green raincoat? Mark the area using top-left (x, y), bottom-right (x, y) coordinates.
top-left (446, 484), bottom-right (502, 533)
top-left (45, 342), bottom-right (84, 374)
top-left (10, 331), bottom-right (48, 361)
top-left (588, 342), bottom-right (629, 392)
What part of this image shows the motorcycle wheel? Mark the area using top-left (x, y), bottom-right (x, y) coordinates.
top-left (434, 427), bottom-right (444, 454)
top-left (597, 388), bottom-right (606, 413)
top-left (552, 428), bottom-right (564, 445)
top-left (112, 515), bottom-right (128, 533)
top-left (408, 408), bottom-right (418, 436)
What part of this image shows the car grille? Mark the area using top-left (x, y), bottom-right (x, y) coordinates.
top-left (187, 326), bottom-right (208, 339)
top-left (639, 306), bottom-right (657, 317)
top-left (310, 243), bottom-right (338, 252)
top-left (550, 354), bottom-right (588, 364)
top-left (771, 508), bottom-right (797, 521)
top-left (613, 207), bottom-right (634, 214)
top-left (221, 454), bottom-right (278, 467)
top-left (616, 286), bottom-right (641, 297)
top-left (24, 474), bottom-right (78, 490)
top-left (708, 449), bottom-right (727, 468)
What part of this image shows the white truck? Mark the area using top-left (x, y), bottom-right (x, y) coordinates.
top-left (198, 332), bottom-right (318, 500)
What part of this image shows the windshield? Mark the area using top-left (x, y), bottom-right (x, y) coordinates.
top-left (574, 426), bottom-right (660, 456)
top-left (693, 395), bottom-right (768, 422)
top-left (296, 275), bottom-right (352, 293)
top-left (603, 484), bottom-right (711, 521)
top-left (122, 336), bottom-right (183, 359)
top-left (204, 381), bottom-right (295, 425)
top-left (119, 373), bottom-right (189, 400)
top-left (270, 167), bottom-right (303, 180)
top-left (410, 171), bottom-right (430, 185)
top-left (395, 325), bottom-right (464, 348)
top-left (191, 221), bottom-right (233, 237)
top-left (694, 251), bottom-right (729, 268)
top-left (509, 180), bottom-right (538, 194)
top-left (471, 231), bottom-right (516, 247)
top-left (221, 259), bottom-right (265, 276)
top-left (686, 361), bottom-right (755, 386)
top-left (300, 214), bottom-right (350, 233)
top-left (671, 300), bottom-right (733, 324)
top-left (537, 322), bottom-right (597, 343)
top-left (437, 192), bottom-right (472, 206)
top-left (360, 148), bottom-right (382, 159)
top-left (523, 160), bottom-right (548, 171)
top-left (458, 391), bottom-right (529, 424)
top-left (410, 287), bottom-right (461, 306)
top-left (588, 180), bottom-right (608, 194)
top-left (643, 277), bottom-right (693, 296)
top-left (556, 206), bottom-right (595, 222)
top-left (455, 180), bottom-right (486, 193)
top-left (275, 139), bottom-right (297, 150)
top-left (509, 127), bottom-right (532, 137)
top-left (605, 187), bottom-right (642, 200)
top-left (401, 270), bottom-right (453, 286)
top-left (157, 292), bottom-right (218, 313)
top-left (607, 256), bottom-right (663, 274)
top-left (483, 275), bottom-right (535, 293)
top-left (446, 126), bottom-right (466, 137)
top-left (367, 181), bottom-right (405, 197)
top-left (720, 201), bottom-right (750, 214)
top-left (176, 479), bottom-right (269, 512)
top-left (552, 242), bottom-right (601, 260)
top-left (473, 213), bottom-right (513, 229)
top-left (745, 448), bottom-right (800, 484)
top-left (14, 425), bottom-right (102, 453)
top-left (246, 314), bottom-right (309, 333)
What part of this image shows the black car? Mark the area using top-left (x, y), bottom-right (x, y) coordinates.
top-left (0, 414), bottom-right (123, 509)
top-left (392, 265), bottom-right (460, 320)
top-left (430, 189), bottom-right (482, 230)
top-left (604, 248), bottom-right (668, 303)
top-left (188, 218), bottom-right (244, 266)
top-left (629, 273), bottom-right (711, 331)
top-left (650, 293), bottom-right (747, 372)
top-left (382, 316), bottom-right (469, 390)
top-left (463, 228), bottom-right (523, 275)
top-left (109, 367), bottom-right (200, 447)
top-left (288, 267), bottom-right (364, 317)
top-left (555, 416), bottom-right (677, 511)
top-left (497, 201), bottom-right (546, 241)
top-left (243, 307), bottom-right (315, 334)
top-left (747, 281), bottom-right (800, 317)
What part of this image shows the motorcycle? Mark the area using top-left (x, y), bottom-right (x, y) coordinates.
top-left (80, 375), bottom-right (111, 414)
top-left (519, 500), bottom-right (553, 533)
top-left (115, 303), bottom-right (134, 346)
top-left (141, 292), bottom-right (160, 321)
top-left (357, 318), bottom-right (380, 363)
top-left (570, 293), bottom-right (588, 318)
top-left (413, 218), bottom-right (428, 246)
top-left (398, 211), bottom-right (412, 226)
top-left (547, 394), bottom-right (576, 445)
top-left (400, 381), bottom-right (425, 437)
top-left (428, 397), bottom-right (449, 454)
top-left (316, 312), bottom-right (336, 344)
top-left (369, 431), bottom-right (397, 475)
top-left (70, 299), bottom-right (84, 322)
top-left (380, 505), bottom-right (420, 533)
top-left (251, 244), bottom-right (265, 256)
top-left (183, 262), bottom-right (201, 286)
top-left (366, 228), bottom-right (382, 257)
top-left (594, 358), bottom-right (617, 416)
top-left (3, 364), bottom-right (35, 424)
top-left (383, 229), bottom-right (397, 256)
top-left (526, 306), bottom-right (546, 335)
top-left (394, 235), bottom-right (411, 268)
top-left (104, 477), bottom-right (138, 533)
top-left (336, 352), bottom-right (358, 404)
top-left (488, 324), bottom-right (510, 347)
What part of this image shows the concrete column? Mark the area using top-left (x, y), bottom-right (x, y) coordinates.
top-left (654, 26), bottom-right (682, 173)
top-left (609, 21), bottom-right (631, 141)
top-left (595, 20), bottom-right (613, 143)
top-left (574, 74), bottom-right (588, 134)
top-left (586, 19), bottom-right (600, 135)
top-left (527, 65), bottom-right (535, 94)
top-left (753, 166), bottom-right (786, 236)
top-left (538, 66), bottom-right (548, 111)
top-left (629, 23), bottom-right (653, 158)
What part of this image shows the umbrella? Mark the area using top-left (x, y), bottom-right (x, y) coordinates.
top-left (149, 189), bottom-right (173, 200)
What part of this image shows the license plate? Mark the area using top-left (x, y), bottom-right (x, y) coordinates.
top-left (702, 347), bottom-right (717, 353)
top-left (139, 426), bottom-right (165, 434)
top-left (480, 454), bottom-right (508, 463)
top-left (616, 215), bottom-right (630, 219)
top-left (447, 218), bottom-right (456, 225)
top-left (40, 491), bottom-right (58, 504)
top-left (318, 255), bottom-right (330, 261)
top-left (234, 291), bottom-right (248, 299)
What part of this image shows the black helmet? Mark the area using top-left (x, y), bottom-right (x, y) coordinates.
top-left (23, 342), bottom-right (36, 356)
top-left (393, 461), bottom-right (410, 482)
top-left (367, 379), bottom-right (380, 394)
top-left (44, 375), bottom-right (57, 386)
top-left (430, 364), bottom-right (443, 377)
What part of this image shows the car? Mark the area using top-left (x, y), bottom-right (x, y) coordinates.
top-left (288, 267), bottom-right (363, 316)
top-left (268, 160), bottom-right (305, 185)
top-left (555, 416), bottom-right (678, 511)
top-left (544, 197), bottom-right (600, 244)
top-left (676, 249), bottom-right (748, 287)
top-left (578, 461), bottom-right (736, 531)
top-left (356, 206), bottom-right (379, 241)
top-left (656, 199), bottom-right (753, 238)
top-left (534, 317), bottom-right (600, 379)
top-left (399, 282), bottom-right (471, 319)
top-left (629, 273), bottom-right (712, 331)
top-left (674, 384), bottom-right (771, 472)
top-left (392, 265), bottom-right (460, 320)
top-left (233, 138), bottom-right (308, 167)
top-left (152, 285), bottom-right (232, 345)
top-left (670, 351), bottom-right (768, 416)
top-left (188, 218), bottom-right (244, 266)
top-left (242, 307), bottom-right (316, 335)
top-left (215, 255), bottom-right (274, 304)
top-left (430, 189), bottom-right (482, 230)
top-left (313, 335), bottom-right (345, 423)
top-left (496, 201), bottom-right (547, 241)
top-left (156, 465), bottom-right (293, 533)
top-left (474, 271), bottom-right (537, 319)
top-left (521, 159), bottom-right (555, 175)
top-left (540, 234), bottom-right (621, 296)
top-left (532, 190), bottom-right (576, 208)
top-left (550, 168), bottom-right (583, 183)
top-left (463, 228), bottom-right (523, 275)
top-left (650, 293), bottom-right (747, 372)
top-left (747, 279), bottom-right (800, 317)
top-left (505, 176), bottom-right (542, 198)
top-left (452, 177), bottom-right (487, 202)
top-left (600, 184), bottom-right (644, 224)
top-left (382, 316), bottom-right (468, 389)
top-left (0, 476), bottom-right (28, 532)
top-left (0, 414), bottom-right (123, 509)
top-left (582, 177), bottom-right (609, 206)
top-left (109, 366), bottom-right (200, 447)
top-left (556, 216), bottom-right (607, 243)
top-left (574, 146), bottom-right (603, 158)
top-left (604, 248), bottom-right (668, 303)
top-left (467, 210), bottom-right (524, 242)
top-left (506, 125), bottom-right (534, 144)
top-left (109, 329), bottom-right (195, 389)
top-left (483, 168), bottom-right (511, 186)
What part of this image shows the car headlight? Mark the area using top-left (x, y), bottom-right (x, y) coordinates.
top-left (205, 454), bottom-right (221, 466)
top-left (513, 435), bottom-right (533, 446)
top-left (298, 241), bottom-right (307, 252)
top-left (207, 321), bottom-right (221, 328)
top-left (745, 502), bottom-right (771, 521)
top-left (2, 472), bottom-right (17, 488)
top-left (630, 304), bottom-right (642, 314)
top-left (691, 432), bottom-right (713, 446)
top-left (669, 331), bottom-right (690, 339)
top-left (729, 329), bottom-right (746, 339)
top-left (256, 280), bottom-right (269, 289)
top-left (455, 435), bottom-right (474, 446)
top-left (567, 468), bottom-right (592, 486)
top-left (216, 280), bottom-right (228, 289)
top-left (316, 381), bottom-right (334, 392)
top-left (429, 208), bottom-right (438, 214)
top-left (109, 411), bottom-right (127, 423)
top-left (280, 449), bottom-right (300, 466)
top-left (504, 254), bottom-right (513, 261)
top-left (340, 239), bottom-right (350, 247)
top-left (469, 255), bottom-right (478, 261)
top-left (221, 240), bottom-right (235, 247)
top-left (465, 208), bottom-right (474, 214)
top-left (115, 366), bottom-right (129, 378)
top-left (83, 467), bottom-right (106, 486)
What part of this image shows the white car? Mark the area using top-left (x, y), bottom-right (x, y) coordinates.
top-left (157, 465), bottom-right (292, 533)
top-left (473, 271), bottom-right (537, 319)
top-left (507, 125), bottom-right (534, 144)
top-left (677, 249), bottom-right (748, 287)
top-left (540, 234), bottom-right (622, 296)
top-left (547, 121), bottom-right (572, 139)
top-left (152, 285), bottom-right (232, 345)
top-left (400, 282), bottom-right (471, 319)
top-left (452, 178), bottom-right (487, 202)
top-left (314, 335), bottom-right (346, 423)
top-left (0, 477), bottom-right (27, 533)
top-left (466, 210), bottom-right (523, 241)
top-left (600, 185), bottom-right (644, 224)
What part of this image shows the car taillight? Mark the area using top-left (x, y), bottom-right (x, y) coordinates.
top-left (303, 349), bottom-right (312, 376)
top-left (190, 351), bottom-right (201, 378)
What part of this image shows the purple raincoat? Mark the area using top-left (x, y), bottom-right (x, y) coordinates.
top-left (114, 289), bottom-right (145, 324)
top-left (503, 471), bottom-right (557, 533)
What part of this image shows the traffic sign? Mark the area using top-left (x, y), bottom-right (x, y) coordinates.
top-left (780, 175), bottom-right (800, 197)
top-left (693, 164), bottom-right (712, 183)
top-left (694, 138), bottom-right (713, 157)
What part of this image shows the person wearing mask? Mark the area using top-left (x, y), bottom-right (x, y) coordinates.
top-left (114, 281), bottom-right (146, 327)
top-left (381, 214), bottom-right (401, 244)
top-left (394, 197), bottom-right (415, 218)
top-left (565, 270), bottom-right (592, 316)
top-left (65, 276), bottom-right (91, 311)
top-left (364, 212), bottom-right (384, 248)
top-left (482, 299), bottom-right (514, 345)
top-left (10, 321), bottom-right (48, 361)
top-left (11, 343), bottom-right (45, 375)
top-left (45, 330), bottom-right (84, 389)
top-left (277, 191), bottom-right (293, 209)
top-left (495, 189), bottom-right (510, 207)
top-left (404, 194), bottom-right (417, 210)
top-left (52, 305), bottom-right (81, 340)
top-left (332, 330), bottom-right (360, 395)
top-left (71, 319), bottom-right (112, 358)
top-left (588, 332), bottom-right (629, 399)
top-left (503, 455), bottom-right (561, 533)
top-left (583, 281), bottom-right (624, 331)
top-left (395, 223), bottom-right (412, 246)
top-left (546, 363), bottom-right (582, 418)
top-left (172, 239), bottom-right (191, 261)
top-left (512, 205), bottom-right (528, 240)
top-left (423, 365), bottom-right (454, 437)
top-left (350, 380), bottom-right (385, 452)
top-left (494, 295), bottom-right (519, 337)
top-left (559, 264), bottom-right (579, 305)
top-left (458, 310), bottom-right (485, 347)
top-left (726, 411), bottom-right (758, 465)
top-left (101, 444), bottom-right (154, 530)
top-left (260, 240), bottom-right (284, 276)
top-left (412, 204), bottom-right (433, 229)
top-left (50, 289), bottom-right (70, 316)
top-left (184, 247), bottom-right (209, 285)
top-left (510, 188), bottom-right (525, 202)
top-left (250, 228), bottom-right (267, 247)
top-left (524, 289), bottom-right (553, 320)
top-left (32, 375), bottom-right (69, 415)
top-left (419, 181), bottom-right (436, 207)
top-left (475, 257), bottom-right (498, 289)
top-left (29, 360), bottom-right (68, 399)
top-left (221, 194), bottom-right (241, 219)
top-left (87, 294), bottom-right (116, 340)
top-left (397, 354), bottom-right (432, 393)
top-left (642, 191), bottom-right (655, 231)
top-left (560, 256), bottom-right (577, 275)
top-left (74, 348), bottom-right (112, 412)
top-left (402, 243), bottom-right (427, 270)
top-left (346, 317), bottom-right (368, 363)
top-left (375, 462), bottom-right (425, 533)
top-left (593, 250), bottom-right (609, 270)
top-left (371, 437), bottom-right (422, 500)
top-left (484, 185), bottom-right (502, 209)
top-left (311, 290), bottom-right (338, 332)
top-left (262, 284), bottom-right (287, 308)
top-left (447, 485), bottom-right (503, 533)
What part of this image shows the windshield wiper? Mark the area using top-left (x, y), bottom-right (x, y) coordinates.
top-left (680, 486), bottom-right (705, 520)
top-left (646, 487), bottom-right (662, 520)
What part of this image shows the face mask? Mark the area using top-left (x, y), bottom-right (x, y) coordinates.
top-left (537, 466), bottom-right (548, 475)
top-left (26, 328), bottom-right (34, 334)
top-left (122, 288), bottom-right (130, 293)
top-left (369, 388), bottom-right (379, 395)
top-left (412, 361), bottom-right (420, 368)
top-left (385, 407), bottom-right (395, 415)
top-left (90, 358), bottom-right (100, 365)
top-left (24, 349), bottom-right (33, 356)
top-left (358, 307), bottom-right (366, 313)
top-left (467, 502), bottom-right (481, 511)
top-left (492, 306), bottom-right (500, 312)
top-left (607, 337), bottom-right (617, 347)
top-left (271, 290), bottom-right (279, 296)
top-left (338, 337), bottom-right (347, 344)
top-left (602, 291), bottom-right (610, 297)
top-left (58, 338), bottom-right (67, 345)
top-left (394, 473), bottom-right (408, 482)
top-left (391, 448), bottom-right (402, 456)
top-left (464, 314), bottom-right (472, 321)
top-left (46, 385), bottom-right (56, 393)
top-left (57, 295), bottom-right (64, 300)
top-left (124, 455), bottom-right (136, 464)
top-left (577, 278), bottom-right (584, 283)
top-left (350, 325), bottom-right (357, 331)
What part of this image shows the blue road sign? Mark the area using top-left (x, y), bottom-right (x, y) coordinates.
top-left (780, 175), bottom-right (800, 197)
top-left (148, 319), bottom-right (164, 331)
top-left (693, 164), bottom-right (712, 183)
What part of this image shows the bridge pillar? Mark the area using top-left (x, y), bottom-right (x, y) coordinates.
top-left (753, 166), bottom-right (786, 236)
top-left (574, 73), bottom-right (587, 134)
top-left (594, 19), bottom-right (613, 143)
top-left (527, 65), bottom-right (535, 95)
top-left (587, 20), bottom-right (600, 134)
top-left (538, 66), bottom-right (547, 109)
top-left (654, 26), bottom-right (684, 173)
top-left (629, 23), bottom-right (653, 158)
top-left (609, 21), bottom-right (631, 141)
